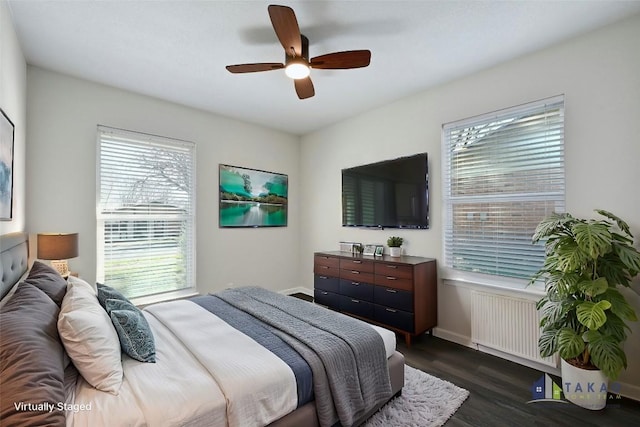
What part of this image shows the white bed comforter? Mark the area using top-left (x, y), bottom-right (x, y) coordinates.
top-left (66, 298), bottom-right (396, 427)
top-left (67, 300), bottom-right (297, 427)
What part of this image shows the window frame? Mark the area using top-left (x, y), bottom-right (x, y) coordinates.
top-left (96, 126), bottom-right (196, 302)
top-left (441, 95), bottom-right (565, 290)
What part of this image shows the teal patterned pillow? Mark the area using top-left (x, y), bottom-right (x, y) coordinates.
top-left (96, 283), bottom-right (129, 308)
top-left (104, 298), bottom-right (156, 363)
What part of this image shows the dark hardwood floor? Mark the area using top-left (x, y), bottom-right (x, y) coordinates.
top-left (397, 334), bottom-right (640, 427)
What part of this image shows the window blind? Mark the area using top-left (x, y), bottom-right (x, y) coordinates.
top-left (442, 95), bottom-right (565, 282)
top-left (97, 126), bottom-right (196, 299)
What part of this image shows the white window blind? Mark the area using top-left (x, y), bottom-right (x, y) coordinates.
top-left (97, 126), bottom-right (196, 299)
top-left (442, 96), bottom-right (565, 283)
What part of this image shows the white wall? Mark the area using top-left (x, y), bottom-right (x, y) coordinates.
top-left (0, 0), bottom-right (26, 234)
top-left (300, 14), bottom-right (640, 397)
top-left (26, 67), bottom-right (300, 295)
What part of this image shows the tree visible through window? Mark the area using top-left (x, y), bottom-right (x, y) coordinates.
top-left (442, 96), bottom-right (565, 283)
top-left (97, 126), bottom-right (196, 299)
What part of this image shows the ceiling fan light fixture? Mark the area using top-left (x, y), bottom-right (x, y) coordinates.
top-left (285, 60), bottom-right (310, 79)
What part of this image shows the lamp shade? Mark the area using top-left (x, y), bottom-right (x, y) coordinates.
top-left (37, 233), bottom-right (79, 260)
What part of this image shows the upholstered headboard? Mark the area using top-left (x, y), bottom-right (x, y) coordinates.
top-left (0, 232), bottom-right (29, 300)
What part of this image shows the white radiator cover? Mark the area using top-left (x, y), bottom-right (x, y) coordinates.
top-left (471, 291), bottom-right (556, 367)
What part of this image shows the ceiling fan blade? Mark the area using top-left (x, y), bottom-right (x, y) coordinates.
top-left (294, 77), bottom-right (315, 99)
top-left (268, 5), bottom-right (302, 56)
top-left (226, 63), bottom-right (284, 73)
top-left (310, 50), bottom-right (371, 69)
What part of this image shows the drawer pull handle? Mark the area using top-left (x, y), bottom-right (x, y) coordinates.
top-left (320, 266), bottom-right (329, 269)
top-left (351, 282), bottom-right (360, 286)
top-left (351, 270), bottom-right (360, 274)
top-left (386, 276), bottom-right (397, 280)
top-left (386, 308), bottom-right (397, 313)
top-left (352, 260), bottom-right (362, 264)
top-left (319, 276), bottom-right (328, 279)
top-left (351, 299), bottom-right (360, 303)
top-left (385, 288), bottom-right (397, 293)
top-left (321, 292), bottom-right (328, 295)
top-left (386, 265), bottom-right (398, 269)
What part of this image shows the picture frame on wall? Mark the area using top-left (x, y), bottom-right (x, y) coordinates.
top-left (219, 164), bottom-right (288, 228)
top-left (0, 109), bottom-right (15, 221)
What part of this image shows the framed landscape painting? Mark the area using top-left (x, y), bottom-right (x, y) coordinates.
top-left (0, 109), bottom-right (14, 220)
top-left (219, 164), bottom-right (288, 228)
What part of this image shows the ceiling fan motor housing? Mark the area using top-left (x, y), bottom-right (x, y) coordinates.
top-left (286, 34), bottom-right (309, 65)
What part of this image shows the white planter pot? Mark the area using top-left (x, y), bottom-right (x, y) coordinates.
top-left (561, 359), bottom-right (608, 410)
top-left (389, 247), bottom-right (402, 257)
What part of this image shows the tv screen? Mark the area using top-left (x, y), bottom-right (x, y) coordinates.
top-left (342, 153), bottom-right (429, 229)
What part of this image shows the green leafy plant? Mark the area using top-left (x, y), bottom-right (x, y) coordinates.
top-left (531, 210), bottom-right (639, 380)
top-left (387, 236), bottom-right (404, 247)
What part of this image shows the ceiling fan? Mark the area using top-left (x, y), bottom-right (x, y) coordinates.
top-left (226, 4), bottom-right (371, 100)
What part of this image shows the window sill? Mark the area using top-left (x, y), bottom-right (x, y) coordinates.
top-left (131, 288), bottom-right (199, 308)
top-left (441, 268), bottom-right (544, 300)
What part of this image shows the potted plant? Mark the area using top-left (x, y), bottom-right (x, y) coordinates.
top-left (531, 210), bottom-right (639, 410)
top-left (387, 236), bottom-right (404, 257)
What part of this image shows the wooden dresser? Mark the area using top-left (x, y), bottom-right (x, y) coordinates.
top-left (313, 251), bottom-right (437, 347)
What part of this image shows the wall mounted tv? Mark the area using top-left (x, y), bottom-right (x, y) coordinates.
top-left (342, 153), bottom-right (429, 229)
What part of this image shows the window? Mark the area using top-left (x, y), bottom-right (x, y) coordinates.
top-left (442, 96), bottom-right (565, 286)
top-left (97, 126), bottom-right (196, 299)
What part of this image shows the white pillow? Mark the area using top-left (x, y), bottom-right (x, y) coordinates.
top-left (66, 275), bottom-right (97, 295)
top-left (58, 278), bottom-right (123, 394)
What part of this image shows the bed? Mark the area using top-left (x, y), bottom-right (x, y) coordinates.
top-left (0, 232), bottom-right (404, 427)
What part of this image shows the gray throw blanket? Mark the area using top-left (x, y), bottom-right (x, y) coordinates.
top-left (215, 287), bottom-right (392, 427)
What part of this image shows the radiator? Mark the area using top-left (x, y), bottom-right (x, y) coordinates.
top-left (471, 291), bottom-right (556, 367)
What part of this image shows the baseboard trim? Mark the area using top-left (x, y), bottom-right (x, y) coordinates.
top-left (432, 327), bottom-right (472, 347)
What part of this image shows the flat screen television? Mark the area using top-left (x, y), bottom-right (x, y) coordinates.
top-left (342, 153), bottom-right (429, 229)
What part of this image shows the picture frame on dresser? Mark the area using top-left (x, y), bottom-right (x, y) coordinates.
top-left (362, 244), bottom-right (377, 256)
top-left (0, 108), bottom-right (15, 221)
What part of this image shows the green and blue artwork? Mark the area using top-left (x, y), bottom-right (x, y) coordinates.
top-left (219, 164), bottom-right (288, 227)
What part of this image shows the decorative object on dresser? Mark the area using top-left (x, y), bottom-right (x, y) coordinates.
top-left (386, 236), bottom-right (404, 257)
top-left (314, 251), bottom-right (437, 347)
top-left (36, 233), bottom-right (79, 278)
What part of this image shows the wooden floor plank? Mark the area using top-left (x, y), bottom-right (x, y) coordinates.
top-left (397, 334), bottom-right (640, 426)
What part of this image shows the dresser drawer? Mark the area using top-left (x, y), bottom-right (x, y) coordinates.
top-left (340, 296), bottom-right (374, 319)
top-left (374, 274), bottom-right (413, 292)
top-left (339, 279), bottom-right (374, 302)
top-left (315, 254), bottom-right (340, 269)
top-left (374, 263), bottom-right (413, 279)
top-left (314, 275), bottom-right (340, 293)
top-left (341, 269), bottom-right (375, 284)
top-left (339, 258), bottom-right (374, 273)
top-left (374, 305), bottom-right (414, 333)
top-left (314, 264), bottom-right (340, 278)
top-left (314, 289), bottom-right (339, 310)
top-left (374, 286), bottom-right (413, 312)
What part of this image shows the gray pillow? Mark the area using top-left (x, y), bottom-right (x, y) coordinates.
top-left (23, 260), bottom-right (67, 306)
top-left (104, 298), bottom-right (156, 363)
top-left (0, 283), bottom-right (66, 425)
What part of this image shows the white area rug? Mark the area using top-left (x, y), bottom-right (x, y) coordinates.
top-left (365, 365), bottom-right (469, 427)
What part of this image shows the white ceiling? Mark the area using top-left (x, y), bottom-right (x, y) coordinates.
top-left (7, 0), bottom-right (640, 135)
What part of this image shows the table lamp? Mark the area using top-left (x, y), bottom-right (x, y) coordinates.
top-left (37, 233), bottom-right (79, 277)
